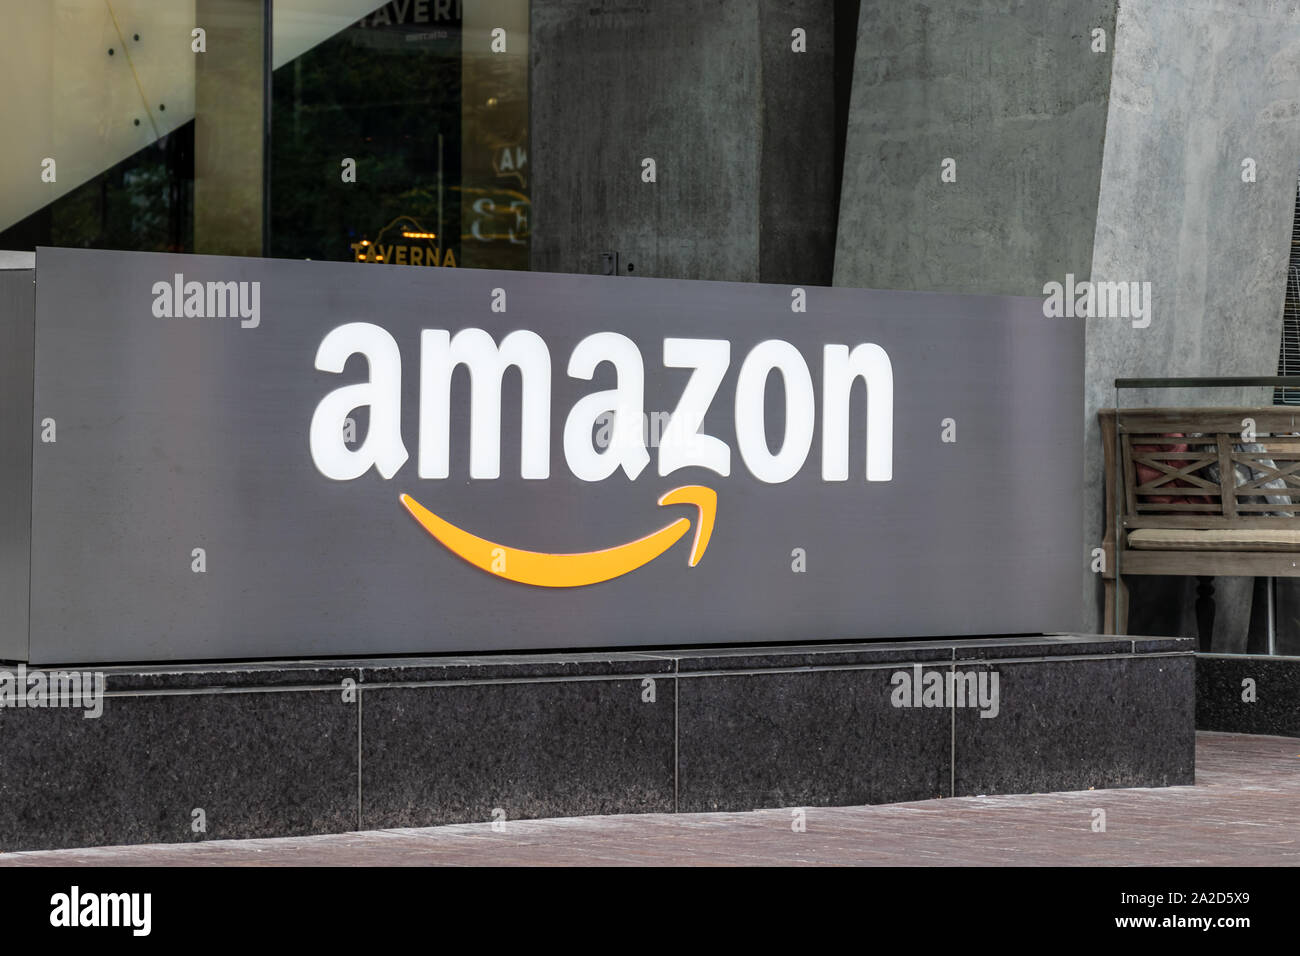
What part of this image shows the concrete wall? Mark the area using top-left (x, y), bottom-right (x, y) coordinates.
top-left (832, 0), bottom-right (1300, 642)
top-left (1083, 0), bottom-right (1300, 636)
top-left (530, 0), bottom-right (837, 283)
top-left (833, 0), bottom-right (1118, 295)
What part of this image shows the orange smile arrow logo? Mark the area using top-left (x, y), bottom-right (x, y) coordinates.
top-left (399, 485), bottom-right (717, 588)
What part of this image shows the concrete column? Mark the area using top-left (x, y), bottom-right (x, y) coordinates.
top-left (833, 0), bottom-right (1116, 634)
top-left (195, 0), bottom-right (267, 256)
top-left (758, 0), bottom-right (839, 286)
top-left (530, 0), bottom-right (837, 283)
top-left (833, 0), bottom-right (1118, 295)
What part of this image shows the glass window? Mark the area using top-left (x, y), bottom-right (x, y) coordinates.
top-left (0, 0), bottom-right (530, 272)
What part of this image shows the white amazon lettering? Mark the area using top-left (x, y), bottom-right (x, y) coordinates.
top-left (308, 328), bottom-right (893, 484)
top-left (659, 338), bottom-right (731, 477)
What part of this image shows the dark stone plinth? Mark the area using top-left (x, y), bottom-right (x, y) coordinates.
top-left (360, 678), bottom-right (676, 829)
top-left (0, 634), bottom-right (1194, 851)
top-left (955, 656), bottom-right (1195, 797)
top-left (676, 666), bottom-right (951, 812)
top-left (0, 689), bottom-right (356, 852)
top-left (1197, 655), bottom-right (1300, 738)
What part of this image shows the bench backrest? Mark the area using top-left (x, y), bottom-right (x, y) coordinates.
top-left (1099, 407), bottom-right (1300, 533)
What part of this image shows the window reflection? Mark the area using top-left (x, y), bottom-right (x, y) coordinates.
top-left (0, 0), bottom-right (529, 271)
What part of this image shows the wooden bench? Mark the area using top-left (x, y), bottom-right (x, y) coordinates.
top-left (1100, 407), bottom-right (1300, 648)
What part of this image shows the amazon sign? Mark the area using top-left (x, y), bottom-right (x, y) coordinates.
top-left (16, 247), bottom-right (1082, 664)
top-left (310, 323), bottom-right (892, 586)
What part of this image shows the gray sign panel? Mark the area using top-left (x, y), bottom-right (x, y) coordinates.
top-left (25, 247), bottom-right (1081, 664)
